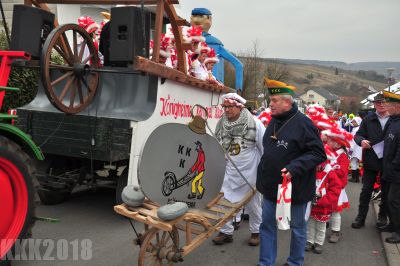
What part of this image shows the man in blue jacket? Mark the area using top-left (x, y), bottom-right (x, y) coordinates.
top-left (382, 90), bottom-right (400, 244)
top-left (257, 79), bottom-right (326, 266)
top-left (351, 93), bottom-right (390, 229)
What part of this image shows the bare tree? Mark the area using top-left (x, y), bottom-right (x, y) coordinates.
top-left (266, 59), bottom-right (290, 81)
top-left (225, 40), bottom-right (290, 108)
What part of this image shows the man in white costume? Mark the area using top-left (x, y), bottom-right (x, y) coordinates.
top-left (213, 93), bottom-right (265, 246)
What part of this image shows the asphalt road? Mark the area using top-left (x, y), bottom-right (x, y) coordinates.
top-left (12, 182), bottom-right (386, 266)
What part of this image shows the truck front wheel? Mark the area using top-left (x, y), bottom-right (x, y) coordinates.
top-left (0, 136), bottom-right (37, 261)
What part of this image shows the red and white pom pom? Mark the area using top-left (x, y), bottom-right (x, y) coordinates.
top-left (197, 42), bottom-right (211, 54)
top-left (257, 108), bottom-right (272, 126)
top-left (185, 26), bottom-right (205, 43)
top-left (149, 34), bottom-right (173, 58)
top-left (204, 48), bottom-right (219, 64)
top-left (306, 104), bottom-right (337, 131)
top-left (78, 16), bottom-right (99, 34)
top-left (160, 34), bottom-right (172, 58)
top-left (322, 126), bottom-right (353, 148)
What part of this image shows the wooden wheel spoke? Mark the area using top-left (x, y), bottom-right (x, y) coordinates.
top-left (160, 231), bottom-right (167, 245)
top-left (49, 64), bottom-right (73, 71)
top-left (82, 54), bottom-right (92, 64)
top-left (42, 24), bottom-right (99, 114)
top-left (73, 30), bottom-right (78, 61)
top-left (78, 39), bottom-right (88, 62)
top-left (53, 45), bottom-right (73, 66)
top-left (59, 77), bottom-right (75, 102)
top-left (51, 71), bottom-right (73, 87)
top-left (156, 232), bottom-right (160, 243)
top-left (61, 32), bottom-right (74, 62)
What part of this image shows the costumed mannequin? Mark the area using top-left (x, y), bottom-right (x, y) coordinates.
top-left (190, 8), bottom-right (243, 90)
top-left (213, 93), bottom-right (265, 247)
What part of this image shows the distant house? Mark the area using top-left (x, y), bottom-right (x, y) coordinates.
top-left (299, 88), bottom-right (341, 108)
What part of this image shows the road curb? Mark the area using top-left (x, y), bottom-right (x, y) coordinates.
top-left (373, 201), bottom-right (400, 266)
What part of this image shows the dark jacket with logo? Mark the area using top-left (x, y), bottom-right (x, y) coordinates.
top-left (382, 115), bottom-right (400, 183)
top-left (354, 112), bottom-right (391, 171)
top-left (256, 104), bottom-right (326, 204)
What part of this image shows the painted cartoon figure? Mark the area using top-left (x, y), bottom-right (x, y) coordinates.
top-left (190, 8), bottom-right (243, 91)
top-left (188, 141), bottom-right (206, 199)
top-left (161, 141), bottom-right (206, 200)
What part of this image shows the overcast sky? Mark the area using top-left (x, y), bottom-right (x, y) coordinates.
top-left (178, 0), bottom-right (400, 63)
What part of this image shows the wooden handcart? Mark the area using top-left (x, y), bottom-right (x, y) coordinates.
top-left (114, 189), bottom-right (256, 265)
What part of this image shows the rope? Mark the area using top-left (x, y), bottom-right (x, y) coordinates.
top-left (39, 115), bottom-right (65, 148)
top-left (127, 218), bottom-right (141, 244)
top-left (191, 105), bottom-right (256, 193)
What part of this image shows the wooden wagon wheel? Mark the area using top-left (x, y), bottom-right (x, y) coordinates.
top-left (40, 24), bottom-right (99, 114)
top-left (138, 227), bottom-right (182, 266)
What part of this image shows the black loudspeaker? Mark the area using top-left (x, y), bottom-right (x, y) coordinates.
top-left (109, 7), bottom-right (151, 65)
top-left (10, 5), bottom-right (54, 58)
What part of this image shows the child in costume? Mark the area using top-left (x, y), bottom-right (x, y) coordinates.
top-left (204, 49), bottom-right (223, 86)
top-left (190, 43), bottom-right (210, 80)
top-left (321, 127), bottom-right (353, 243)
top-left (306, 145), bottom-right (342, 254)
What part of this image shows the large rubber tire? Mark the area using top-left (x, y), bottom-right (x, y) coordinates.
top-left (115, 168), bottom-right (128, 205)
top-left (0, 136), bottom-right (37, 261)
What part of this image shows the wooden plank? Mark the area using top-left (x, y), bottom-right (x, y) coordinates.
top-left (134, 56), bottom-right (233, 93)
top-left (114, 205), bottom-right (173, 232)
top-left (163, 3), bottom-right (186, 73)
top-left (175, 18), bottom-right (188, 26)
top-left (217, 198), bottom-right (239, 208)
top-left (175, 222), bottom-right (203, 235)
top-left (206, 193), bottom-right (224, 209)
top-left (186, 221), bottom-right (192, 246)
top-left (188, 209), bottom-right (220, 221)
top-left (35, 0), bottom-right (179, 4)
top-left (209, 206), bottom-right (231, 215)
top-left (151, 0), bottom-right (164, 63)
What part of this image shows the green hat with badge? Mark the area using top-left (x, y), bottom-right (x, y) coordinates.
top-left (264, 78), bottom-right (296, 95)
top-left (383, 90), bottom-right (400, 103)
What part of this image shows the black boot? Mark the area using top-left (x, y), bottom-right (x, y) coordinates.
top-left (351, 216), bottom-right (365, 229)
top-left (349, 170), bottom-right (360, 183)
top-left (376, 213), bottom-right (388, 228)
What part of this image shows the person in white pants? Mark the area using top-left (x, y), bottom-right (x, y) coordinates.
top-left (213, 93), bottom-right (265, 246)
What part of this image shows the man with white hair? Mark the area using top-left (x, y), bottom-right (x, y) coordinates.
top-left (257, 79), bottom-right (326, 266)
top-left (213, 93), bottom-right (265, 246)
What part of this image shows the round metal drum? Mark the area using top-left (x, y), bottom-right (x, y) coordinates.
top-left (139, 123), bottom-right (226, 209)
